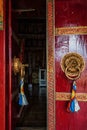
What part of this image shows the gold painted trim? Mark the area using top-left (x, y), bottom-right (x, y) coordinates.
top-left (47, 0), bottom-right (55, 129)
top-left (55, 26), bottom-right (87, 35)
top-left (56, 92), bottom-right (87, 101)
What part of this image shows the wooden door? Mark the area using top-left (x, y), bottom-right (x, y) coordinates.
top-left (0, 0), bottom-right (10, 130)
top-left (55, 0), bottom-right (87, 130)
top-left (47, 0), bottom-right (87, 130)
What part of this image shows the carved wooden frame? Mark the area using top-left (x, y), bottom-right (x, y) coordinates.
top-left (47, 0), bottom-right (55, 129)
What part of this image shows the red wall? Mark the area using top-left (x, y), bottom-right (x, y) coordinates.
top-left (0, 22), bottom-right (5, 130)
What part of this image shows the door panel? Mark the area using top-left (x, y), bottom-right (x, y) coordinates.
top-left (55, 0), bottom-right (87, 130)
top-left (55, 35), bottom-right (87, 130)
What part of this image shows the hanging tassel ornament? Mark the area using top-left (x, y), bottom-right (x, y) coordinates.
top-left (18, 39), bottom-right (28, 105)
top-left (61, 53), bottom-right (85, 113)
top-left (19, 77), bottom-right (28, 106)
top-left (12, 39), bottom-right (29, 106)
top-left (67, 81), bottom-right (80, 112)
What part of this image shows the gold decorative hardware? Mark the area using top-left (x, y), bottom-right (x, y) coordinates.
top-left (12, 57), bottom-right (28, 76)
top-left (60, 53), bottom-right (85, 112)
top-left (12, 57), bottom-right (21, 75)
top-left (61, 53), bottom-right (85, 80)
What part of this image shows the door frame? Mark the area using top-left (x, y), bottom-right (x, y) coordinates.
top-left (0, 0), bottom-right (6, 129)
top-left (47, 0), bottom-right (55, 129)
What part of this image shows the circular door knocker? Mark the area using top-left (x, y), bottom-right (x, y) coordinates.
top-left (61, 53), bottom-right (85, 112)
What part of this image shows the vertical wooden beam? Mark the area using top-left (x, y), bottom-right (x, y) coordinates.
top-left (47, 0), bottom-right (55, 129)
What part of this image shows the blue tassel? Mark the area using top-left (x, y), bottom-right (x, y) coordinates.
top-left (70, 99), bottom-right (75, 112)
top-left (19, 93), bottom-right (28, 106)
top-left (19, 78), bottom-right (28, 106)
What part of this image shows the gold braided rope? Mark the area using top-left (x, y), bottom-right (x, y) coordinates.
top-left (56, 92), bottom-right (87, 102)
top-left (55, 26), bottom-right (87, 35)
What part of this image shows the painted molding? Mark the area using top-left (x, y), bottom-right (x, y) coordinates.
top-left (56, 92), bottom-right (87, 101)
top-left (55, 26), bottom-right (87, 35)
top-left (47, 0), bottom-right (55, 129)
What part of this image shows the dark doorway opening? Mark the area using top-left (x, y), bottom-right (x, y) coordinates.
top-left (11, 0), bottom-right (47, 130)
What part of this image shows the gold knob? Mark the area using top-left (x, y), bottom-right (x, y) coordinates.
top-left (12, 57), bottom-right (21, 75)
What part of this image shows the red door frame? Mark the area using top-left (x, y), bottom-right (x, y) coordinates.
top-left (4, 0), bottom-right (12, 129)
top-left (0, 24), bottom-right (6, 130)
top-left (0, 0), bottom-right (6, 129)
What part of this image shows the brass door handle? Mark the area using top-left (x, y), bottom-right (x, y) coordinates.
top-left (12, 56), bottom-right (29, 76)
top-left (60, 52), bottom-right (85, 80)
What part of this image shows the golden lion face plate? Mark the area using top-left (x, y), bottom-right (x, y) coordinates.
top-left (61, 53), bottom-right (85, 80)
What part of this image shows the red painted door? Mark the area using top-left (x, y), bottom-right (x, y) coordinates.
top-left (55, 0), bottom-right (87, 130)
top-left (0, 0), bottom-right (9, 130)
